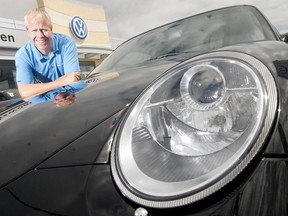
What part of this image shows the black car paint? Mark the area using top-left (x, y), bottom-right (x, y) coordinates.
top-left (1, 7), bottom-right (288, 216)
top-left (0, 40), bottom-right (287, 216)
top-left (0, 62), bottom-right (177, 186)
top-left (86, 43), bottom-right (288, 216)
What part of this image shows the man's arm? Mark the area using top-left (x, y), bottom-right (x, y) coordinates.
top-left (18, 72), bottom-right (81, 100)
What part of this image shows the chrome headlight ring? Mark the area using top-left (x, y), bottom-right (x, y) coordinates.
top-left (111, 51), bottom-right (277, 208)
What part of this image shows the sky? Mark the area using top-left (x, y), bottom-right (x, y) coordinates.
top-left (0, 0), bottom-right (287, 41)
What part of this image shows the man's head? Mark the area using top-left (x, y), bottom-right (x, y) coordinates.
top-left (24, 8), bottom-right (53, 56)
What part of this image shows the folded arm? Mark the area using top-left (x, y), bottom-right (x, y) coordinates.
top-left (18, 72), bottom-right (81, 100)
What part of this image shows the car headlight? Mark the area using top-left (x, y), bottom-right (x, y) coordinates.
top-left (111, 51), bottom-right (277, 208)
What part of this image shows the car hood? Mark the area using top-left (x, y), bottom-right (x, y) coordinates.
top-left (0, 40), bottom-right (286, 187)
top-left (0, 60), bottom-right (177, 187)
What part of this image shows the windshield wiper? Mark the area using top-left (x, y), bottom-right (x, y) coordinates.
top-left (147, 52), bottom-right (190, 61)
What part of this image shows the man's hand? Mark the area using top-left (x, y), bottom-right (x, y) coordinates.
top-left (55, 72), bottom-right (81, 86)
top-left (54, 92), bottom-right (76, 107)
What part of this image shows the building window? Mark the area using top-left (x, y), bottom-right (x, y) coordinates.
top-left (0, 60), bottom-right (16, 91)
top-left (79, 61), bottom-right (96, 77)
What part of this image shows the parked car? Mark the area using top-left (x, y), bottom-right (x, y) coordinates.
top-left (0, 89), bottom-right (21, 112)
top-left (1, 5), bottom-right (288, 216)
top-left (0, 63), bottom-right (19, 112)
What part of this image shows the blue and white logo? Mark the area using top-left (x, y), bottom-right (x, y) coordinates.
top-left (70, 16), bottom-right (88, 40)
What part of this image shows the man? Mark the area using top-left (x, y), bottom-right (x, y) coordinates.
top-left (15, 8), bottom-right (85, 103)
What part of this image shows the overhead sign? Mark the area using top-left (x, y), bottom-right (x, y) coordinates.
top-left (70, 16), bottom-right (88, 40)
top-left (0, 28), bottom-right (28, 48)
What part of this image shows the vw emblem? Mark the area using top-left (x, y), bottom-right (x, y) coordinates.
top-left (70, 16), bottom-right (88, 40)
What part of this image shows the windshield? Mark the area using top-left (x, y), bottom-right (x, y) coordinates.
top-left (93, 5), bottom-right (277, 73)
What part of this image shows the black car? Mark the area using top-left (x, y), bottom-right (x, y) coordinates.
top-left (1, 5), bottom-right (288, 216)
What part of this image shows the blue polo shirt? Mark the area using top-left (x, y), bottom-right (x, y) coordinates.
top-left (16, 33), bottom-right (80, 84)
top-left (15, 33), bottom-right (84, 103)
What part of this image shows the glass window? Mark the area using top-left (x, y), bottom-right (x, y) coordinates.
top-left (79, 61), bottom-right (95, 77)
top-left (0, 60), bottom-right (20, 111)
top-left (0, 60), bottom-right (17, 91)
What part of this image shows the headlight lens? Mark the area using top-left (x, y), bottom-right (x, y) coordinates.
top-left (111, 52), bottom-right (277, 208)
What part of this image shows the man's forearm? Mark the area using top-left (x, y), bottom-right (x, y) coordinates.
top-left (18, 80), bottom-right (63, 100)
top-left (17, 72), bottom-right (81, 100)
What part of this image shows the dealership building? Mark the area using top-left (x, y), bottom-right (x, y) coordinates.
top-left (0, 0), bottom-right (117, 94)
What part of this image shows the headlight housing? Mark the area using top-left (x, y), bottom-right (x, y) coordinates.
top-left (111, 51), bottom-right (277, 208)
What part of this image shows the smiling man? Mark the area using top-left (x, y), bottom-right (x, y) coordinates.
top-left (15, 8), bottom-right (83, 103)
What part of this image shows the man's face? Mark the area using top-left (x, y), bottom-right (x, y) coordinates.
top-left (26, 15), bottom-right (53, 55)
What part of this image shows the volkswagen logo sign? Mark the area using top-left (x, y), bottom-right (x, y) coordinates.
top-left (70, 16), bottom-right (88, 40)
